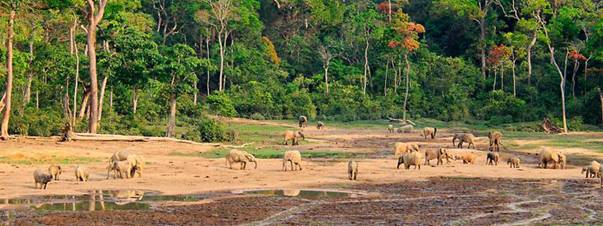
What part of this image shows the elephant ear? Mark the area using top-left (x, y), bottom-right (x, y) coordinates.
top-left (245, 154), bottom-right (255, 161)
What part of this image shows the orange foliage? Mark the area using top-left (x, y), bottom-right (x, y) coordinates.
top-left (405, 22), bottom-right (425, 33)
top-left (569, 50), bottom-right (587, 61)
top-left (487, 44), bottom-right (512, 66)
top-left (377, 2), bottom-right (396, 14)
top-left (403, 38), bottom-right (419, 52)
top-left (390, 21), bottom-right (425, 52)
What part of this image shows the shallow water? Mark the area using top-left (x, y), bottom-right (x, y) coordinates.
top-left (243, 189), bottom-right (360, 199)
top-left (1, 190), bottom-right (208, 212)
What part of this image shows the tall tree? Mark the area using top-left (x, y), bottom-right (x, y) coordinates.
top-left (85, 0), bottom-right (108, 133)
top-left (197, 0), bottom-right (237, 92)
top-left (533, 2), bottom-right (576, 133)
top-left (389, 11), bottom-right (425, 120)
top-left (0, 0), bottom-right (20, 139)
top-left (155, 44), bottom-right (201, 137)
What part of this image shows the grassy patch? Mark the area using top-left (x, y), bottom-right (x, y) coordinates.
top-left (224, 123), bottom-right (292, 143)
top-left (506, 133), bottom-right (603, 153)
top-left (0, 154), bottom-right (102, 165)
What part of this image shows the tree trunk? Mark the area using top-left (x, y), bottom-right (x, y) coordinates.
top-left (98, 75), bottom-right (108, 121)
top-left (363, 29), bottom-right (369, 94)
top-left (87, 21), bottom-right (99, 133)
top-left (73, 41), bottom-right (80, 126)
top-left (193, 79), bottom-right (198, 105)
top-left (109, 88), bottom-right (113, 114)
top-left (598, 88), bottom-right (603, 125)
top-left (492, 68), bottom-right (497, 91)
top-left (542, 36), bottom-right (568, 132)
top-left (1, 10), bottom-right (16, 139)
top-left (86, 0), bottom-right (108, 134)
top-left (166, 94), bottom-right (177, 137)
top-left (132, 89), bottom-right (138, 114)
top-left (35, 91), bottom-right (39, 109)
top-left (78, 88), bottom-right (91, 119)
top-left (479, 18), bottom-right (487, 80)
top-left (512, 58), bottom-right (517, 96)
top-left (324, 63), bottom-right (330, 94)
top-left (526, 32), bottom-right (537, 85)
top-left (217, 30), bottom-right (225, 91)
top-left (24, 40), bottom-right (34, 105)
top-left (384, 59), bottom-right (389, 96)
top-left (500, 66), bottom-right (504, 91)
top-left (571, 59), bottom-right (578, 99)
top-left (206, 38), bottom-right (211, 95)
top-left (402, 54), bottom-right (410, 121)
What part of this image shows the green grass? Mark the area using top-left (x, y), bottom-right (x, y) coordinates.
top-left (172, 147), bottom-right (365, 159)
top-left (224, 123), bottom-right (292, 143)
top-left (0, 155), bottom-right (102, 165)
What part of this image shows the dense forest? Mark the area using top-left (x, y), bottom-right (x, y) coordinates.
top-left (0, 0), bottom-right (601, 141)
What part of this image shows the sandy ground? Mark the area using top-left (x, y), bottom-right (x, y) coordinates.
top-left (1, 123), bottom-right (602, 200)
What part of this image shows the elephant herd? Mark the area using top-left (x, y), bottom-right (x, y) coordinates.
top-left (32, 150), bottom-right (144, 190)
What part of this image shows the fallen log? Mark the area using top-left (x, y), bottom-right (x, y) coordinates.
top-left (387, 118), bottom-right (416, 126)
top-left (69, 133), bottom-right (221, 146)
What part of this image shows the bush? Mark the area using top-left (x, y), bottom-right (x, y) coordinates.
top-left (206, 92), bottom-right (237, 117)
top-left (282, 88), bottom-right (316, 119)
top-left (477, 90), bottom-right (527, 122)
top-left (568, 116), bottom-right (584, 131)
top-left (229, 81), bottom-right (276, 117)
top-left (198, 117), bottom-right (227, 142)
top-left (249, 112), bottom-right (266, 120)
top-left (10, 108), bottom-right (63, 136)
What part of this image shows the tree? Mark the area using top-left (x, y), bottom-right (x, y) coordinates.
top-left (389, 11), bottom-right (425, 120)
top-left (196, 0), bottom-right (238, 92)
top-left (0, 0), bottom-right (22, 139)
top-left (533, 2), bottom-right (579, 133)
top-left (104, 28), bottom-right (158, 115)
top-left (155, 44), bottom-right (202, 137)
top-left (84, 0), bottom-right (109, 134)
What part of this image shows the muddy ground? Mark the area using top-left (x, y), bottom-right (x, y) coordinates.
top-left (5, 178), bottom-right (602, 225)
top-left (1, 119), bottom-right (602, 225)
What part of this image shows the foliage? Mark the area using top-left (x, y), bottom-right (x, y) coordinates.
top-left (206, 92), bottom-right (237, 117)
top-left (0, 0), bottom-right (601, 141)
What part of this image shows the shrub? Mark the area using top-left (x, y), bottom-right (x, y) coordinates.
top-left (10, 107), bottom-right (63, 136)
top-left (198, 118), bottom-right (227, 142)
top-left (206, 92), bottom-right (237, 117)
top-left (249, 112), bottom-right (266, 120)
top-left (477, 90), bottom-right (527, 122)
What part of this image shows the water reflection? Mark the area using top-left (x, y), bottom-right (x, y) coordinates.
top-left (245, 189), bottom-right (358, 199)
top-left (1, 190), bottom-right (157, 213)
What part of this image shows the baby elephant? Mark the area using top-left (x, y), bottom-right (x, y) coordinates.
top-left (507, 156), bottom-right (521, 168)
top-left (74, 165), bottom-right (89, 182)
top-left (348, 160), bottom-right (358, 180)
top-left (388, 124), bottom-right (394, 133)
top-left (486, 152), bottom-right (500, 165)
top-left (48, 165), bottom-right (62, 180)
top-left (283, 150), bottom-right (302, 171)
top-left (113, 161), bottom-right (132, 179)
top-left (317, 121), bottom-right (325, 130)
top-left (33, 169), bottom-right (53, 189)
top-left (582, 166), bottom-right (598, 178)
